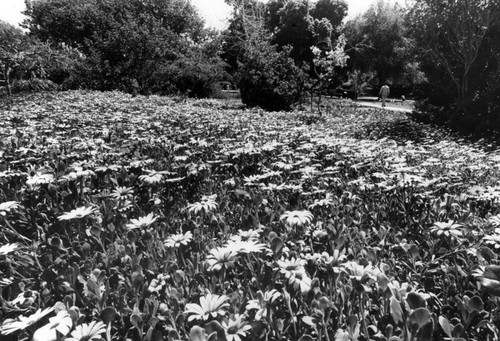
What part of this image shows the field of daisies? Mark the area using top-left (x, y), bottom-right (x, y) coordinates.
top-left (2, 91), bottom-right (500, 341)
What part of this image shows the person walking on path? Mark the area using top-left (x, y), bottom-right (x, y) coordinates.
top-left (379, 82), bottom-right (390, 108)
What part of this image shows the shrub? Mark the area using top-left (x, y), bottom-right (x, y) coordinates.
top-left (142, 57), bottom-right (226, 98)
top-left (239, 44), bottom-right (306, 111)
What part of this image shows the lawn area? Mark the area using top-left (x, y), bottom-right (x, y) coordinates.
top-left (2, 91), bottom-right (500, 341)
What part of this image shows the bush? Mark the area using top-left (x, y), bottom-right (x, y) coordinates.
top-left (239, 44), bottom-right (306, 111)
top-left (24, 0), bottom-right (225, 98)
top-left (142, 57), bottom-right (226, 98)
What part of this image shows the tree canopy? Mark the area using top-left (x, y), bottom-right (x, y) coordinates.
top-left (22, 0), bottom-right (225, 96)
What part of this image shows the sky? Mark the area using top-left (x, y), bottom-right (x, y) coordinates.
top-left (0, 0), bottom-right (405, 30)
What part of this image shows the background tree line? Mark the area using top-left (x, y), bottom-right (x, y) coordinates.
top-left (1, 0), bottom-right (499, 135)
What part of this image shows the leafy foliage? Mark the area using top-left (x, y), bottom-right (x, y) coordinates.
top-left (23, 0), bottom-right (224, 97)
top-left (239, 43), bottom-right (306, 111)
top-left (343, 0), bottom-right (414, 95)
top-left (408, 0), bottom-right (500, 135)
top-left (0, 20), bottom-right (83, 98)
top-left (222, 0), bottom-right (348, 110)
top-left (1, 91), bottom-right (500, 340)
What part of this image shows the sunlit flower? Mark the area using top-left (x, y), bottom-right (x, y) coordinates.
top-left (277, 256), bottom-right (312, 293)
top-left (260, 183), bottom-right (286, 191)
top-left (32, 310), bottom-right (72, 341)
top-left (110, 186), bottom-right (134, 200)
top-left (129, 159), bottom-right (155, 169)
top-left (288, 269), bottom-right (312, 294)
top-left (277, 258), bottom-right (306, 279)
top-left (308, 194), bottom-right (336, 209)
top-left (489, 214), bottom-right (500, 228)
top-left (26, 173), bottom-right (54, 186)
top-left (126, 212), bottom-right (158, 229)
top-left (65, 320), bottom-right (106, 341)
top-left (222, 315), bottom-right (252, 341)
top-left (58, 206), bottom-right (96, 220)
top-left (0, 201), bottom-right (20, 215)
top-left (186, 194), bottom-right (218, 215)
top-left (0, 243), bottom-right (19, 256)
top-left (61, 167), bottom-right (96, 181)
top-left (0, 277), bottom-right (14, 286)
top-left (11, 289), bottom-right (39, 308)
top-left (483, 232), bottom-right (500, 249)
top-left (0, 307), bottom-right (53, 335)
top-left (306, 250), bottom-right (346, 272)
top-left (430, 221), bottom-right (463, 239)
top-left (229, 228), bottom-right (262, 242)
top-left (206, 247), bottom-right (238, 272)
top-left (341, 261), bottom-right (380, 281)
top-left (164, 231), bottom-right (193, 248)
top-left (273, 161), bottom-right (294, 171)
top-left (246, 289), bottom-right (281, 320)
top-left (139, 170), bottom-right (163, 184)
top-left (280, 210), bottom-right (313, 227)
top-left (341, 261), bottom-right (381, 292)
top-left (95, 164), bottom-right (121, 173)
top-left (148, 273), bottom-right (168, 293)
top-left (226, 239), bottom-right (267, 254)
top-left (185, 293), bottom-right (230, 321)
top-left (80, 270), bottom-right (106, 300)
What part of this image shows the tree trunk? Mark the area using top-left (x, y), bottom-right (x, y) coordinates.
top-left (4, 67), bottom-right (12, 108)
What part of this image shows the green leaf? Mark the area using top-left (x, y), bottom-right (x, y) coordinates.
top-left (468, 296), bottom-right (484, 313)
top-left (167, 329), bottom-right (181, 341)
top-left (205, 321), bottom-right (227, 341)
top-left (189, 326), bottom-right (206, 341)
top-left (130, 312), bottom-right (142, 329)
top-left (377, 273), bottom-right (390, 291)
top-left (453, 323), bottom-right (465, 338)
top-left (302, 316), bottom-right (317, 327)
top-left (438, 316), bottom-right (453, 339)
top-left (390, 297), bottom-right (404, 325)
top-left (416, 320), bottom-right (434, 341)
top-left (409, 307), bottom-right (431, 329)
top-left (101, 306), bottom-right (117, 323)
top-left (234, 189), bottom-right (251, 200)
top-left (478, 246), bottom-right (495, 262)
top-left (406, 292), bottom-right (426, 310)
top-left (477, 277), bottom-right (500, 296)
top-left (86, 278), bottom-right (101, 299)
top-left (481, 265), bottom-right (500, 281)
top-left (270, 237), bottom-right (284, 258)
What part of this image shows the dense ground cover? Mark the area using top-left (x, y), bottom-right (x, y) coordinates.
top-left (1, 91), bottom-right (500, 341)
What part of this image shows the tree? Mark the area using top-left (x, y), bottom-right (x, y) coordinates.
top-left (24, 0), bottom-right (204, 51)
top-left (310, 35), bottom-right (349, 111)
top-left (408, 0), bottom-right (500, 105)
top-left (239, 42), bottom-right (307, 110)
top-left (0, 21), bottom-right (73, 100)
top-left (222, 0), bottom-right (348, 110)
top-left (343, 0), bottom-right (410, 91)
top-left (271, 0), bottom-right (314, 65)
top-left (24, 0), bottom-right (224, 96)
top-left (310, 0), bottom-right (348, 30)
top-left (221, 0), bottom-right (268, 75)
top-left (0, 21), bottom-right (29, 99)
